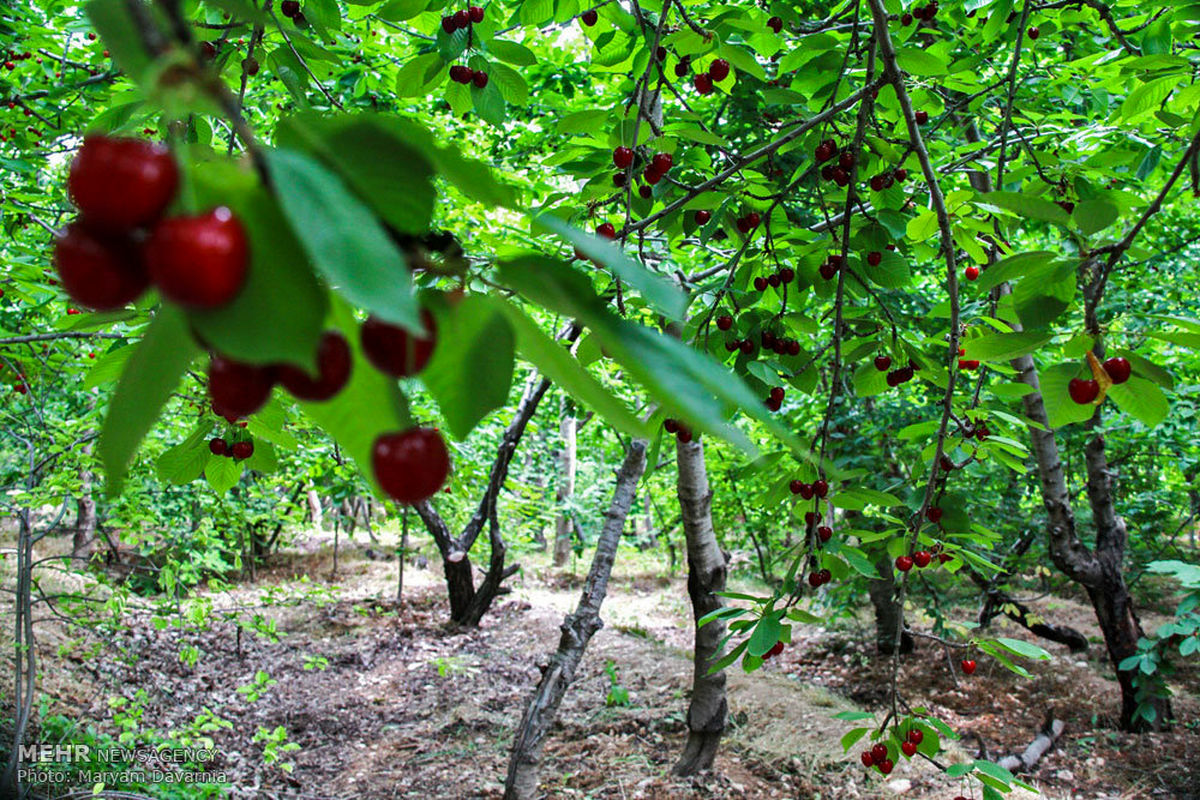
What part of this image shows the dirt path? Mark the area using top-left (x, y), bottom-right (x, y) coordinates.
top-left (12, 534), bottom-right (1200, 799)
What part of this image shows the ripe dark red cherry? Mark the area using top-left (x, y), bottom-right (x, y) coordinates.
top-left (716, 314), bottom-right (733, 331)
top-left (907, 729), bottom-right (923, 745)
top-left (1027, 25), bottom-right (1039, 39)
top-left (597, 222), bottom-right (617, 239)
top-left (372, 427), bottom-right (451, 504)
top-left (808, 571), bottom-right (822, 588)
top-left (208, 355), bottom-right (275, 419)
top-left (638, 184), bottom-right (653, 198)
top-left (896, 555), bottom-right (914, 572)
top-left (819, 261), bottom-right (838, 280)
top-left (651, 152), bottom-right (673, 173)
top-left (613, 146), bottom-right (633, 168)
top-left (965, 265), bottom-right (980, 280)
top-left (453, 9), bottom-right (470, 28)
top-left (926, 507), bottom-right (943, 523)
top-left (874, 355), bottom-right (892, 371)
top-left (895, 168), bottom-right (908, 181)
top-left (581, 8), bottom-right (598, 25)
top-left (901, 741), bottom-right (917, 757)
top-left (643, 166), bottom-right (662, 184)
top-left (209, 437), bottom-right (227, 456)
top-left (694, 209), bottom-right (711, 225)
top-left (769, 386), bottom-right (785, 403)
top-left (1103, 357), bottom-right (1131, 384)
top-left (767, 640), bottom-right (784, 657)
top-left (812, 479), bottom-right (828, 498)
top-left (145, 206), bottom-right (248, 308)
top-left (838, 150), bottom-right (855, 170)
top-left (707, 58), bottom-right (730, 82)
top-left (231, 440), bottom-right (254, 460)
top-left (867, 251), bottom-right (882, 267)
top-left (280, 0), bottom-right (300, 16)
top-left (789, 480), bottom-right (804, 495)
top-left (779, 267), bottom-right (795, 283)
top-left (448, 64), bottom-right (470, 83)
top-left (54, 222), bottom-right (149, 310)
top-left (870, 175), bottom-right (884, 192)
top-left (915, 109), bottom-right (929, 124)
top-left (817, 525), bottom-right (833, 542)
top-left (746, 211), bottom-right (761, 228)
top-left (767, 16), bottom-right (783, 32)
top-left (871, 744), bottom-right (888, 764)
top-left (901, 12), bottom-right (913, 24)
top-left (472, 70), bottom-right (489, 88)
top-left (753, 276), bottom-right (768, 291)
top-left (961, 659), bottom-right (977, 675)
top-left (1068, 377), bottom-right (1100, 404)
top-left (276, 331), bottom-right (352, 402)
top-left (913, 550), bottom-right (932, 568)
top-left (694, 73), bottom-right (714, 94)
top-left (361, 309), bottom-right (437, 377)
top-left (469, 5), bottom-right (484, 23)
top-left (243, 56), bottom-right (259, 76)
top-left (68, 136), bottom-right (179, 232)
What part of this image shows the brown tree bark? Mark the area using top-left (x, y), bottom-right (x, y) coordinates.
top-left (673, 436), bottom-right (727, 776)
top-left (503, 439), bottom-right (647, 800)
top-left (72, 443), bottom-right (97, 565)
top-left (553, 398), bottom-right (577, 567)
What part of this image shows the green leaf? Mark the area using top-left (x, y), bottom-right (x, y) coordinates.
top-left (977, 191), bottom-right (1071, 226)
top-left (1073, 199), bottom-right (1119, 236)
top-left (865, 250), bottom-right (911, 289)
top-left (421, 294), bottom-right (515, 440)
top-left (487, 61), bottom-right (530, 105)
top-left (86, 0), bottom-right (153, 82)
top-left (1119, 75), bottom-right (1181, 119)
top-left (533, 214), bottom-right (687, 321)
top-left (487, 38), bottom-right (538, 66)
top-left (156, 422), bottom-right (211, 485)
top-left (187, 162), bottom-right (328, 368)
top-left (100, 307), bottom-right (201, 495)
top-left (963, 331), bottom-right (1053, 362)
top-left (204, 453), bottom-right (243, 494)
top-left (973, 759), bottom-right (1017, 785)
top-left (841, 727), bottom-right (869, 752)
top-left (499, 303), bottom-right (648, 438)
top-left (83, 345), bottom-right (135, 389)
top-left (995, 637), bottom-right (1052, 660)
top-left (377, 0), bottom-right (427, 20)
top-left (974, 251), bottom-right (1058, 293)
top-left (265, 148), bottom-right (421, 333)
top-left (1107, 376), bottom-right (1169, 428)
top-left (895, 46), bottom-right (948, 76)
top-left (747, 614), bottom-right (782, 657)
top-left (470, 74), bottom-right (507, 126)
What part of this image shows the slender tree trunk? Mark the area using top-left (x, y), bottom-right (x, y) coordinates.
top-left (553, 399), bottom-right (577, 567)
top-left (397, 507), bottom-right (408, 604)
top-left (673, 437), bottom-right (727, 776)
top-left (868, 555), bottom-right (912, 655)
top-left (307, 489), bottom-right (323, 530)
top-left (504, 439), bottom-right (648, 800)
top-left (72, 445), bottom-right (97, 565)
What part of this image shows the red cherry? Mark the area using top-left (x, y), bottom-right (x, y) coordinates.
top-left (651, 152), bottom-right (673, 173)
top-left (54, 223), bottom-right (148, 310)
top-left (453, 9), bottom-right (470, 28)
top-left (804, 511), bottom-right (821, 526)
top-left (895, 168), bottom-right (908, 181)
top-left (769, 386), bottom-right (785, 403)
top-left (902, 12), bottom-right (913, 25)
top-left (597, 222), bottom-right (617, 239)
top-left (276, 331), bottom-right (352, 402)
top-left (788, 480), bottom-right (804, 495)
top-left (901, 741), bottom-right (917, 757)
top-left (799, 482), bottom-right (814, 500)
top-left (874, 355), bottom-right (892, 371)
top-left (780, 267), bottom-right (795, 282)
top-left (707, 58), bottom-right (730, 82)
top-left (1068, 377), bottom-right (1100, 404)
top-left (581, 8), bottom-right (598, 25)
top-left (915, 110), bottom-right (929, 124)
top-left (808, 571), bottom-right (822, 588)
top-left (613, 146), bottom-right (633, 169)
top-left (208, 355), bottom-right (275, 419)
top-left (1103, 356), bottom-right (1131, 384)
top-left (694, 73), bottom-right (714, 94)
top-left (472, 70), bottom-right (489, 88)
top-left (231, 440), bottom-right (254, 460)
top-left (1028, 25), bottom-right (1039, 39)
top-left (360, 309), bottom-right (437, 377)
top-left (926, 507), bottom-right (943, 523)
top-left (638, 184), bottom-right (653, 199)
top-left (68, 136), bottom-right (179, 232)
top-left (908, 729), bottom-right (923, 745)
top-left (753, 276), bottom-right (768, 291)
top-left (746, 211), bottom-right (761, 228)
top-left (209, 437), bottom-right (227, 456)
top-left (965, 265), bottom-right (980, 281)
top-left (372, 427), bottom-right (451, 504)
top-left (768, 640), bottom-right (784, 657)
top-left (913, 550), bottom-right (932, 568)
top-left (469, 5), bottom-right (484, 23)
top-left (767, 15), bottom-right (783, 33)
top-left (961, 659), bottom-right (977, 675)
top-left (281, 0), bottom-right (300, 16)
top-left (817, 525), bottom-right (832, 542)
top-left (870, 175), bottom-right (885, 192)
top-left (879, 758), bottom-right (894, 775)
top-left (448, 64), bottom-right (471, 83)
top-left (819, 262), bottom-right (838, 280)
top-left (861, 750), bottom-right (874, 768)
top-left (716, 314), bottom-right (733, 331)
top-left (871, 744), bottom-right (888, 764)
top-left (145, 206), bottom-right (248, 308)
top-left (812, 480), bottom-right (828, 498)
top-left (867, 251), bottom-right (882, 267)
top-left (895, 555), bottom-right (914, 572)
top-left (695, 209), bottom-right (711, 225)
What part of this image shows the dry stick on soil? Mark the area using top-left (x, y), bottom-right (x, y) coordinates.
top-left (864, 0), bottom-right (962, 725)
top-left (673, 434), bottom-right (728, 776)
top-left (503, 439), bottom-right (649, 800)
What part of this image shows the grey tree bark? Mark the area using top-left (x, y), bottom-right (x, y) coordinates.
top-left (503, 439), bottom-right (648, 800)
top-left (868, 555), bottom-right (912, 655)
top-left (673, 436), bottom-right (727, 776)
top-left (552, 398), bottom-right (577, 567)
top-left (72, 444), bottom-right (97, 565)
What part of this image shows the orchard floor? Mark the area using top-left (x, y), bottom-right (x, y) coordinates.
top-left (11, 527), bottom-right (1200, 800)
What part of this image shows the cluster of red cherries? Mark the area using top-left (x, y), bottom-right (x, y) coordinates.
top-left (610, 146), bottom-right (674, 197)
top-left (900, 1), bottom-right (940, 26)
top-left (692, 58), bottom-right (730, 95)
top-left (209, 435), bottom-right (254, 462)
top-left (1068, 356), bottom-right (1131, 404)
top-left (442, 6), bottom-right (487, 86)
top-left (715, 315), bottom-right (802, 359)
top-left (53, 136), bottom-right (452, 505)
top-left (662, 417), bottom-right (695, 444)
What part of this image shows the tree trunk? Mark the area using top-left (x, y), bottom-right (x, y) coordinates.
top-left (307, 488), bottom-right (323, 530)
top-left (673, 437), bottom-right (727, 776)
top-left (553, 399), bottom-right (577, 567)
top-left (503, 439), bottom-right (648, 800)
top-left (72, 446), bottom-right (97, 565)
top-left (868, 555), bottom-right (912, 655)
top-left (397, 507), bottom-right (408, 604)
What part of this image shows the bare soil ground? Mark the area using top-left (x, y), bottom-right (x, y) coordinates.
top-left (7, 530), bottom-right (1200, 800)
